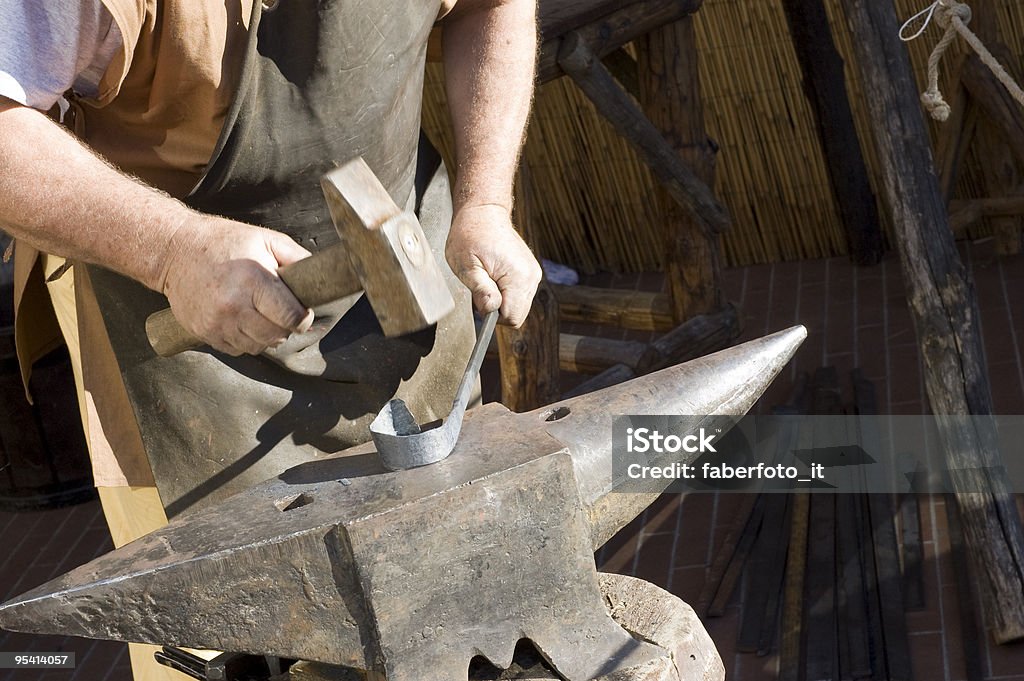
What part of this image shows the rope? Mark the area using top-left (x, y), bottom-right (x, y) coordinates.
top-left (900, 0), bottom-right (1024, 122)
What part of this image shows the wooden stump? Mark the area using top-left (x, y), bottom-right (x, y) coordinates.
top-left (285, 574), bottom-right (724, 681)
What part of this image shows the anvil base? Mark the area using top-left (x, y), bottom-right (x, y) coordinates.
top-left (286, 574), bottom-right (724, 681)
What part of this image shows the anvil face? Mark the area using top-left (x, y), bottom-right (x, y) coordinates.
top-left (0, 326), bottom-right (806, 681)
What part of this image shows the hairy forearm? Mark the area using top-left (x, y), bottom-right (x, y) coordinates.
top-left (442, 0), bottom-right (537, 213)
top-left (0, 99), bottom-right (193, 292)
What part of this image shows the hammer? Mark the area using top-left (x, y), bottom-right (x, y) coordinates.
top-left (145, 158), bottom-right (456, 356)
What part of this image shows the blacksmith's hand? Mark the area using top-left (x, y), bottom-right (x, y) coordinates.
top-left (445, 204), bottom-right (542, 327)
top-left (158, 217), bottom-right (315, 356)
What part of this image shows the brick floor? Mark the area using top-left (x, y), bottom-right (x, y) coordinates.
top-left (4, 241), bottom-right (1024, 680)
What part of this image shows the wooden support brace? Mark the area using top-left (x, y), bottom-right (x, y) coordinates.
top-left (535, 0), bottom-right (702, 84)
top-left (638, 15), bottom-right (723, 321)
top-left (496, 163), bottom-right (561, 412)
top-left (557, 31), bottom-right (730, 236)
top-left (780, 0), bottom-right (883, 265)
top-left (838, 0), bottom-right (1024, 644)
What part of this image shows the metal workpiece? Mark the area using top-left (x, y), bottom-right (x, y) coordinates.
top-left (0, 327), bottom-right (805, 681)
top-left (371, 310), bottom-right (499, 470)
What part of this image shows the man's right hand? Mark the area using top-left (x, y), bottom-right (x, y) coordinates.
top-left (157, 216), bottom-right (315, 356)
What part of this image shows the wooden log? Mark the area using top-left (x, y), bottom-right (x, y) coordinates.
top-left (638, 15), bottom-right (723, 320)
top-left (638, 302), bottom-right (741, 374)
top-left (950, 196), bottom-right (1024, 238)
top-left (551, 284), bottom-right (675, 332)
top-left (561, 304), bottom-right (741, 398)
top-left (780, 0), bottom-right (882, 265)
top-left (287, 574), bottom-right (724, 681)
top-left (837, 0), bottom-right (1024, 644)
top-left (496, 164), bottom-right (560, 412)
top-left (557, 31), bottom-right (730, 236)
top-left (559, 333), bottom-right (652, 374)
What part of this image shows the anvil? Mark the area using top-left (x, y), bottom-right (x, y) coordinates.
top-left (0, 327), bottom-right (805, 681)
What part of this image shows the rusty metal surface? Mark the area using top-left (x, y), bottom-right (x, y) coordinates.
top-left (0, 327), bottom-right (806, 680)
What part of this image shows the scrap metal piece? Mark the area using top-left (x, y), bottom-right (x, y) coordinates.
top-left (371, 310), bottom-right (498, 470)
top-left (0, 327), bottom-right (806, 681)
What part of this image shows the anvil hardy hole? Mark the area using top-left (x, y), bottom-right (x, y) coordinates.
top-left (274, 492), bottom-right (314, 512)
top-left (540, 406), bottom-right (571, 422)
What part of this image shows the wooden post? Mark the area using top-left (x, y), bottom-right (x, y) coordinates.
top-left (837, 0), bottom-right (1024, 643)
top-left (780, 0), bottom-right (883, 265)
top-left (496, 163), bottom-right (560, 412)
top-left (638, 16), bottom-right (723, 321)
top-left (971, 1), bottom-right (1022, 255)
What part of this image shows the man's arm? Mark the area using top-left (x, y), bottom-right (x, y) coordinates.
top-left (441, 0), bottom-right (542, 327)
top-left (0, 98), bottom-right (312, 355)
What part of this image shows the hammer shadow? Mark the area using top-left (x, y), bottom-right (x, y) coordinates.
top-left (163, 302), bottom-right (435, 517)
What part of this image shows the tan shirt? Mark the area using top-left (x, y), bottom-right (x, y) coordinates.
top-left (15, 0), bottom-right (253, 486)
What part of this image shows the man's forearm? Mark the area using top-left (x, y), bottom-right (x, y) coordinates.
top-left (0, 99), bottom-right (192, 292)
top-left (442, 0), bottom-right (537, 213)
top-left (0, 99), bottom-right (312, 356)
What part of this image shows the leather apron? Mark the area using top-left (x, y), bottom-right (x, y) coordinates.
top-left (87, 0), bottom-right (474, 517)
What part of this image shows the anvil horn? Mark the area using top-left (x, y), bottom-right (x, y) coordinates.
top-left (0, 326), bottom-right (805, 681)
top-left (540, 324), bottom-right (807, 547)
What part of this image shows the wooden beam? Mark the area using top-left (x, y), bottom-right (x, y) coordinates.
top-left (638, 15), bottom-right (723, 320)
top-left (536, 0), bottom-right (702, 84)
top-left (557, 31), bottom-right (730, 236)
top-left (838, 0), bottom-right (1024, 644)
top-left (780, 0), bottom-right (883, 265)
top-left (496, 164), bottom-right (560, 412)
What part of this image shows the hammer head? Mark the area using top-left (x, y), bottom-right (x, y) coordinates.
top-left (322, 158), bottom-right (455, 336)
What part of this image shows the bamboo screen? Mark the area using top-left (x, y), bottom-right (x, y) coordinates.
top-left (422, 0), bottom-right (1024, 271)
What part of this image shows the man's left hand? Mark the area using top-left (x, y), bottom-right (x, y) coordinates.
top-left (445, 204), bottom-right (542, 327)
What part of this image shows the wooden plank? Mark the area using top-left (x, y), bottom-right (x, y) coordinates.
top-left (946, 494), bottom-right (985, 681)
top-left (780, 0), bottom-right (882, 265)
top-left (638, 14), bottom-right (723, 320)
top-left (868, 492), bottom-right (912, 681)
top-left (558, 31), bottom-right (730, 236)
top-left (805, 494), bottom-right (837, 681)
top-left (899, 490), bottom-right (925, 611)
top-left (778, 492), bottom-right (809, 681)
top-left (706, 494), bottom-right (766, 618)
top-left (837, 0), bottom-right (1024, 643)
top-left (737, 493), bottom-right (789, 653)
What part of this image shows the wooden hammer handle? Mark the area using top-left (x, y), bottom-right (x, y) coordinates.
top-left (145, 243), bottom-right (361, 357)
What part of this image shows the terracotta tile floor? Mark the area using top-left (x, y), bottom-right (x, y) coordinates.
top-left (4, 240), bottom-right (1024, 680)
